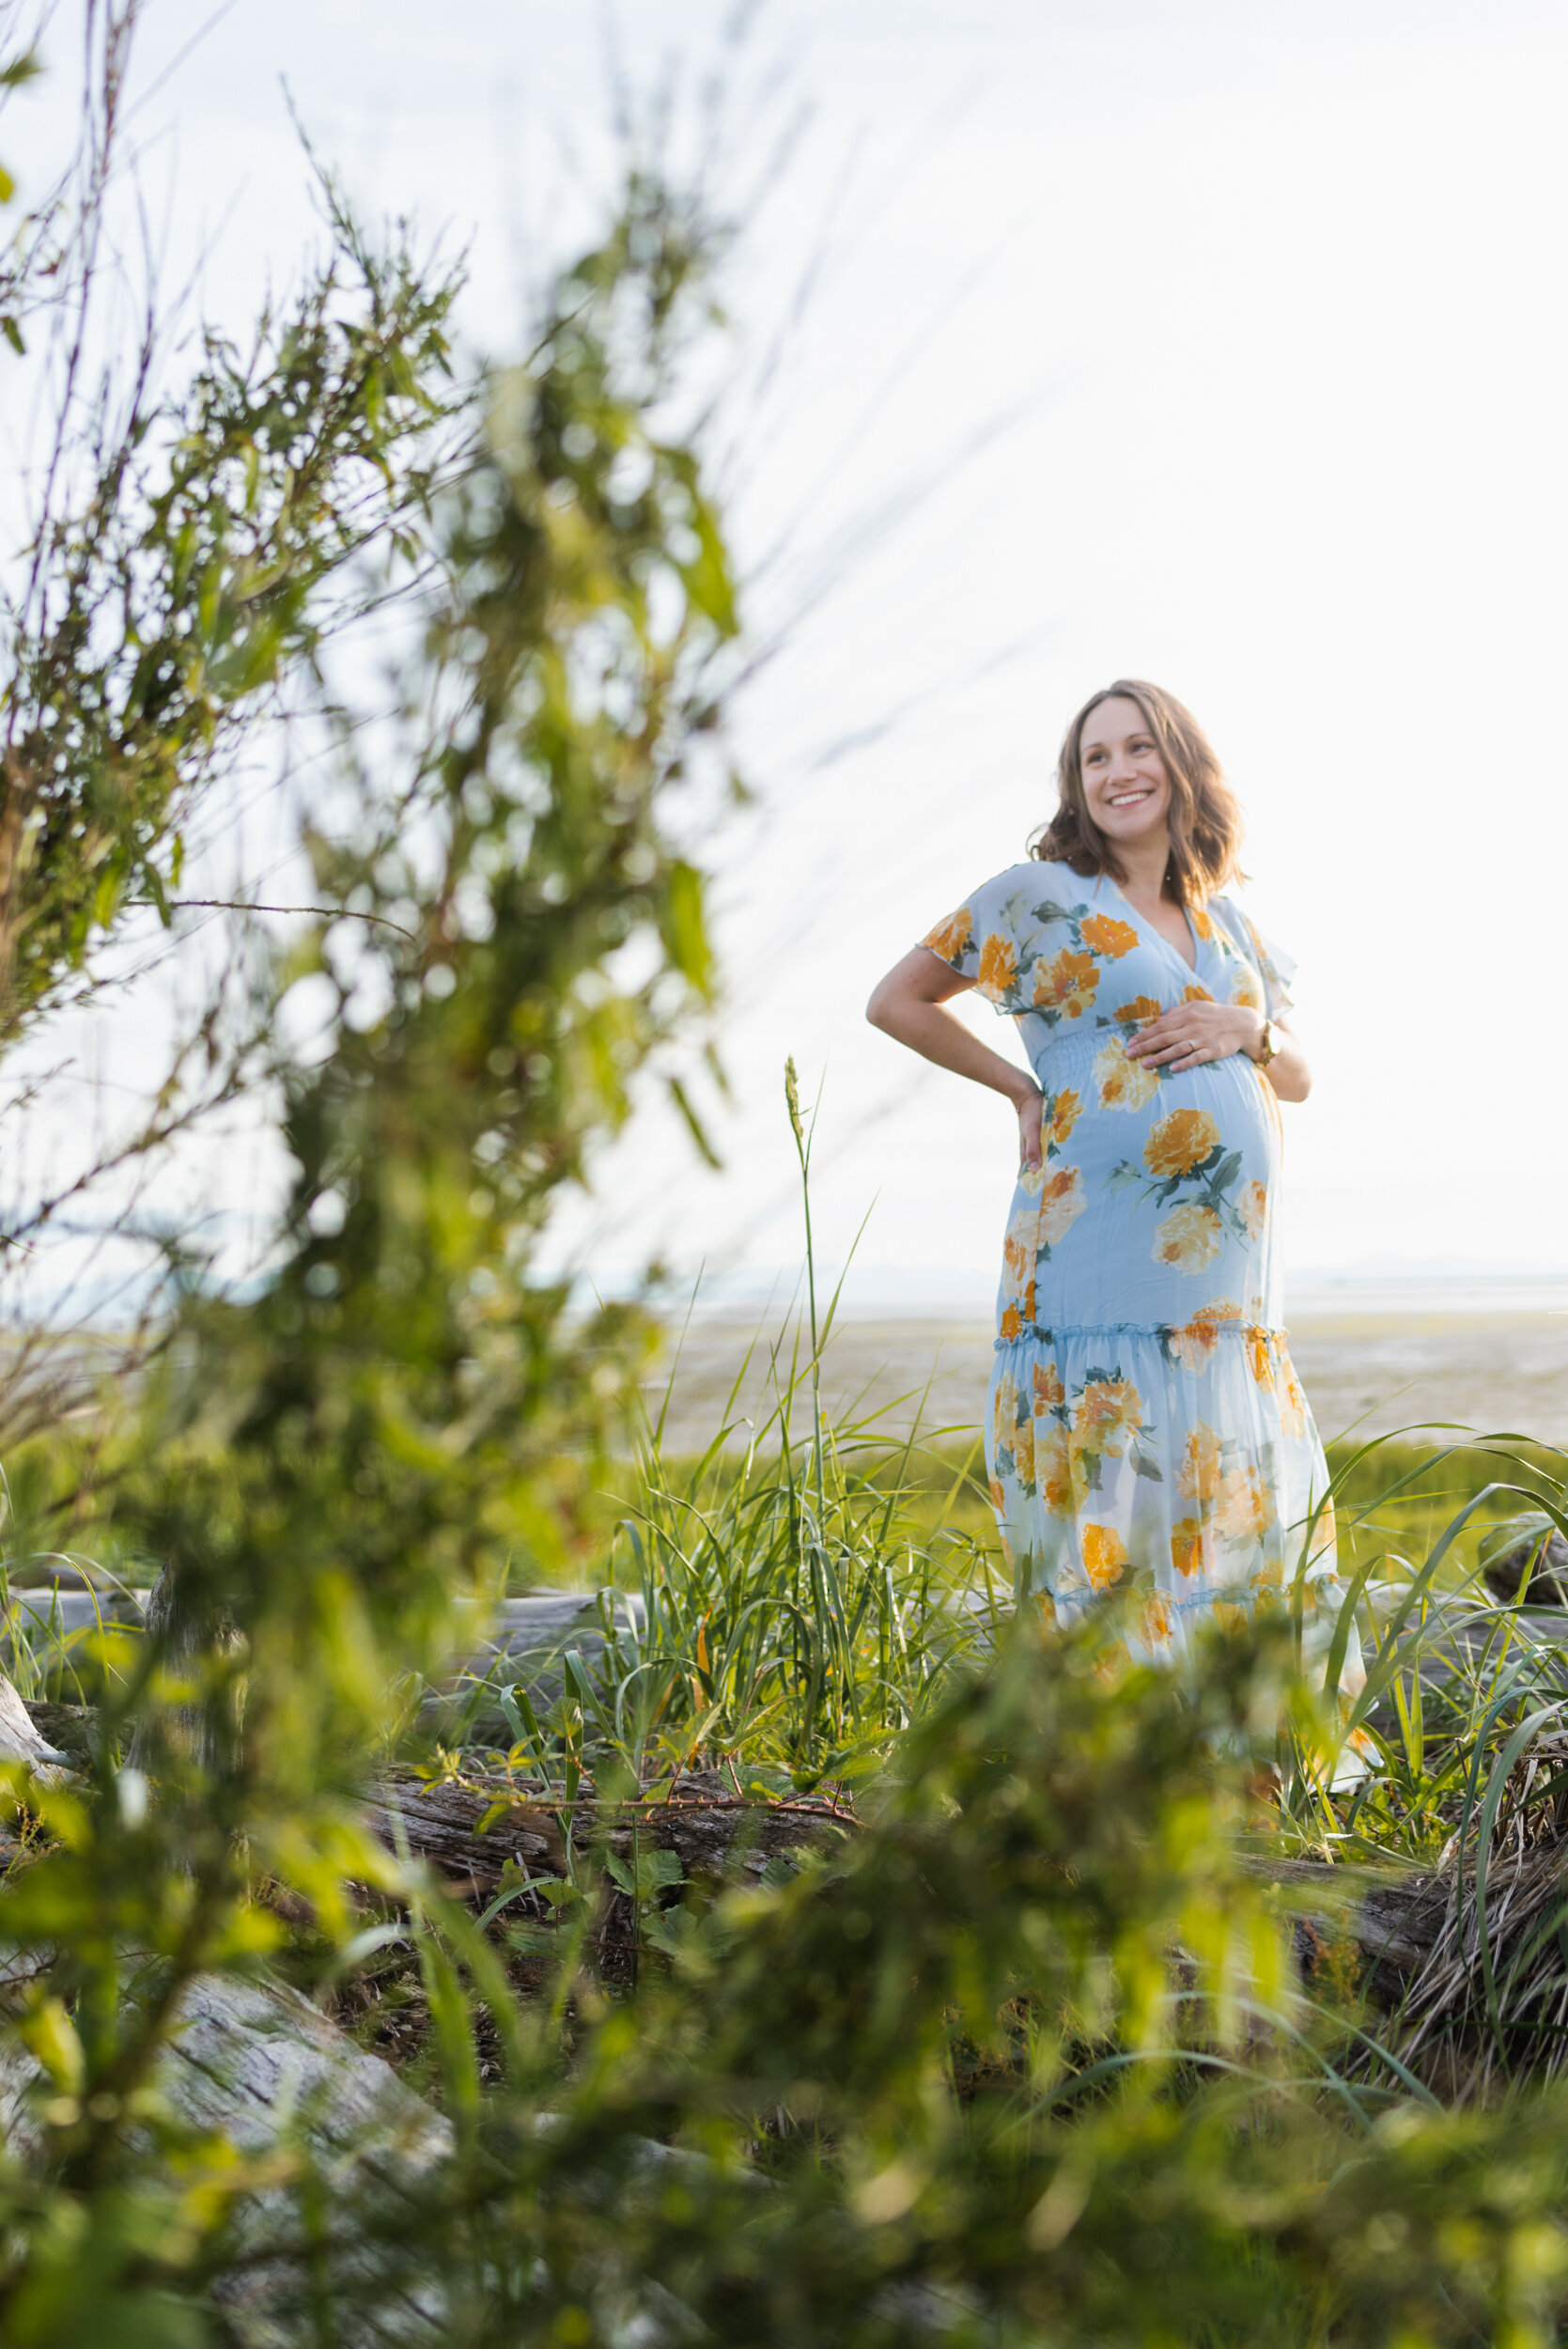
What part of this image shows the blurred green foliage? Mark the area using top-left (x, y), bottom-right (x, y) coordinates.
top-left (0, 178), bottom-right (461, 1046)
top-left (2, 27), bottom-right (1568, 2349)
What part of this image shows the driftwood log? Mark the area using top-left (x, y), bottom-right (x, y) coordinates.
top-left (364, 1766), bottom-right (855, 1901)
top-left (1248, 1856), bottom-right (1448, 2004)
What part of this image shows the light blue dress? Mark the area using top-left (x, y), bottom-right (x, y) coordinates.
top-left (923, 860), bottom-right (1359, 1686)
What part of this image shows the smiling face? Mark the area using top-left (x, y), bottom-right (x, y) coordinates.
top-left (1079, 694), bottom-right (1173, 848)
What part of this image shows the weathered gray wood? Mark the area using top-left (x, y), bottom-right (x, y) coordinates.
top-left (0, 1960), bottom-right (454, 2346)
top-left (1244, 1855), bottom-right (1446, 1998)
top-left (0, 1955), bottom-right (715, 2346)
top-left (20, 1699), bottom-right (95, 1768)
top-left (0, 1672), bottom-right (69, 1766)
top-left (425, 1590), bottom-right (647, 1739)
top-left (3, 1582), bottom-right (149, 1645)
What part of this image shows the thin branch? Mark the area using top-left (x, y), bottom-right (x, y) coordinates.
top-left (142, 899), bottom-right (418, 941)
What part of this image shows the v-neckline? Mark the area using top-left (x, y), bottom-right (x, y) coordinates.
top-left (1101, 872), bottom-right (1200, 976)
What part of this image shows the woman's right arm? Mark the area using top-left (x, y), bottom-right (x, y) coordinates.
top-left (865, 947), bottom-right (1045, 1172)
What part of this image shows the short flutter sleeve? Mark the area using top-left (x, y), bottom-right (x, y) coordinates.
top-left (1209, 897), bottom-right (1296, 1019)
top-left (920, 866), bottom-right (1033, 1012)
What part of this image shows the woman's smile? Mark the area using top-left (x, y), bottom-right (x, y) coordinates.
top-left (1079, 694), bottom-right (1173, 840)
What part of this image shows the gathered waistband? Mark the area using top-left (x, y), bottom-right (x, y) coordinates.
top-left (995, 1318), bottom-right (1291, 1351)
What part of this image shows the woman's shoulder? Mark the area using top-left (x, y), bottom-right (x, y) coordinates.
top-left (969, 859), bottom-right (1101, 921)
top-left (1203, 892), bottom-right (1296, 1000)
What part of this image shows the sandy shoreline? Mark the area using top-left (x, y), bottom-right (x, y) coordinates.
top-left (644, 1308), bottom-right (1568, 1455)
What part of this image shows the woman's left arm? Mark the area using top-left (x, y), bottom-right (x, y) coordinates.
top-left (1125, 1002), bottom-right (1312, 1102)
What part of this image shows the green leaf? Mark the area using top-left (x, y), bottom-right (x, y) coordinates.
top-left (668, 1074), bottom-right (721, 1170)
top-left (660, 859), bottom-right (712, 993)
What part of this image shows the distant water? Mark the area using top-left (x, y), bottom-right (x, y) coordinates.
top-left (644, 1279), bottom-right (1568, 1453)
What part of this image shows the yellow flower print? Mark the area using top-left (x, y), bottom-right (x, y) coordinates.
top-left (923, 906), bottom-right (972, 963)
top-left (1137, 1591), bottom-right (1176, 1650)
top-left (1032, 1361), bottom-right (1064, 1413)
top-left (999, 1302), bottom-right (1023, 1342)
top-left (1001, 1195), bottom-right (1040, 1317)
top-left (1188, 905), bottom-right (1215, 941)
top-left (1048, 1088), bottom-right (1083, 1148)
top-left (1094, 1035), bottom-right (1159, 1112)
top-left (1181, 983), bottom-right (1213, 1003)
top-left (1073, 1376), bottom-right (1144, 1455)
top-left (1230, 966), bottom-right (1263, 1010)
top-left (976, 932), bottom-right (1018, 1000)
top-left (988, 1473), bottom-right (1006, 1515)
top-left (1032, 946), bottom-right (1098, 1019)
top-left (1153, 1201), bottom-right (1223, 1273)
top-left (1211, 1598), bottom-right (1249, 1636)
top-left (1240, 1180), bottom-right (1267, 1241)
top-left (1112, 994), bottom-right (1163, 1025)
top-left (992, 1369), bottom-right (1019, 1449)
top-left (1079, 911), bottom-right (1139, 959)
top-left (1013, 1415), bottom-right (1035, 1485)
top-left (1143, 1107), bottom-right (1220, 1180)
top-left (1039, 1424), bottom-right (1088, 1518)
top-left (1217, 1465), bottom-right (1269, 1544)
top-left (1281, 1361), bottom-right (1308, 1438)
top-left (1178, 1422), bottom-right (1223, 1502)
top-left (1169, 1299), bottom-right (1241, 1374)
top-left (1001, 1224), bottom-right (1034, 1324)
top-left (1081, 1522), bottom-right (1128, 1591)
top-left (1250, 1559), bottom-right (1284, 1595)
top-left (1246, 1327), bottom-right (1275, 1390)
top-left (1033, 1163), bottom-right (1087, 1248)
top-left (1171, 1516), bottom-right (1207, 1579)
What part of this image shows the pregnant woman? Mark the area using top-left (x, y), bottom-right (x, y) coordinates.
top-left (868, 679), bottom-right (1358, 1686)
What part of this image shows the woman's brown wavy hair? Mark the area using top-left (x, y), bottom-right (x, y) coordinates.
top-left (1031, 679), bottom-right (1246, 906)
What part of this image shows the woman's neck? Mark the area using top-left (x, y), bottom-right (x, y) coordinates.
top-left (1112, 832), bottom-right (1176, 910)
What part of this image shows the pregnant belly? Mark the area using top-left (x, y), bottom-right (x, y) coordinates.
top-left (999, 1029), bottom-right (1283, 1334)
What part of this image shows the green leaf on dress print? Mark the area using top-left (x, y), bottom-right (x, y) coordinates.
top-left (1106, 1161), bottom-right (1141, 1191)
top-left (1208, 1150), bottom-right (1243, 1194)
top-left (1130, 1452), bottom-right (1165, 1484)
top-left (1030, 898), bottom-right (1076, 926)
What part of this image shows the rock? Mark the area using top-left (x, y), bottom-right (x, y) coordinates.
top-left (1483, 1524), bottom-right (1568, 1608)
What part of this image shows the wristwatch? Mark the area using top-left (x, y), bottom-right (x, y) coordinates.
top-left (1256, 1020), bottom-right (1281, 1067)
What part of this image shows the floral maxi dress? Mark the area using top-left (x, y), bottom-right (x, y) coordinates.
top-left (922, 860), bottom-right (1358, 1675)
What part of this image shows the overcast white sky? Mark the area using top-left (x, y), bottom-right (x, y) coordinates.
top-left (9, 0), bottom-right (1568, 1312)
